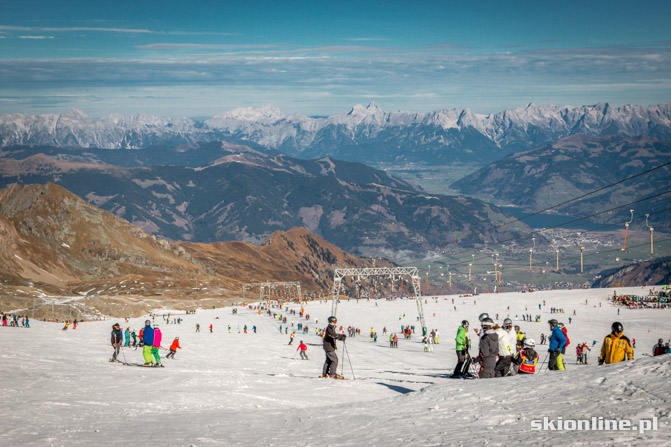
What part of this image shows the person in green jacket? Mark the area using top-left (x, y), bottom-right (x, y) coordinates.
top-left (452, 320), bottom-right (471, 377)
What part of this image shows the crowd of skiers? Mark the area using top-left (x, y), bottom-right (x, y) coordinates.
top-left (1, 312), bottom-right (30, 328)
top-left (451, 312), bottom-right (637, 379)
top-left (109, 320), bottom-right (181, 367)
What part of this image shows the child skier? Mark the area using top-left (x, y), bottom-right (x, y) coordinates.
top-left (515, 339), bottom-right (539, 374)
top-left (166, 337), bottom-right (181, 359)
top-left (297, 340), bottom-right (309, 360)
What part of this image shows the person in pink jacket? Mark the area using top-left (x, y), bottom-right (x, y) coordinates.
top-left (152, 324), bottom-right (164, 367)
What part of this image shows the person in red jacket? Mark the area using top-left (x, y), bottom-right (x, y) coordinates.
top-left (297, 340), bottom-right (309, 360)
top-left (166, 337), bottom-right (181, 359)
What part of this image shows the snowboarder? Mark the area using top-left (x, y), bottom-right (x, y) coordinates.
top-left (515, 339), bottom-right (539, 374)
top-left (110, 323), bottom-right (123, 362)
top-left (547, 319), bottom-right (566, 371)
top-left (322, 316), bottom-right (346, 378)
top-left (452, 320), bottom-right (470, 377)
top-left (474, 318), bottom-right (498, 379)
top-left (598, 322), bottom-right (633, 365)
top-left (297, 340), bottom-right (309, 360)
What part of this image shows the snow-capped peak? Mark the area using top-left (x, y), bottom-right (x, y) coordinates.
top-left (210, 105), bottom-right (284, 123)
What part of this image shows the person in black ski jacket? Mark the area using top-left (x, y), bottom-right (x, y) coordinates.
top-left (653, 339), bottom-right (666, 356)
top-left (322, 316), bottom-right (346, 377)
top-left (110, 323), bottom-right (123, 362)
top-left (474, 318), bottom-right (498, 379)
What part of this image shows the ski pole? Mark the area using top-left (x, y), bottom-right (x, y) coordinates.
top-left (120, 345), bottom-right (128, 364)
top-left (538, 352), bottom-right (549, 372)
top-left (343, 340), bottom-right (356, 380)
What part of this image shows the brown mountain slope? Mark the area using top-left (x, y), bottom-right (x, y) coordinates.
top-left (0, 183), bottom-right (376, 318)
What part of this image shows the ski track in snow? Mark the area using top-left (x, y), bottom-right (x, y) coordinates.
top-left (1, 286), bottom-right (670, 446)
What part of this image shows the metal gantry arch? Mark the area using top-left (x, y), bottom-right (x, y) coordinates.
top-left (331, 267), bottom-right (426, 334)
top-left (242, 281), bottom-right (302, 303)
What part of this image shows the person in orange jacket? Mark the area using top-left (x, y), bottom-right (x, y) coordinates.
top-left (599, 322), bottom-right (633, 365)
top-left (166, 337), bottom-right (181, 359)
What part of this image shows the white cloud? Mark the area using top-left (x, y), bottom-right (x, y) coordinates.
top-left (18, 35), bottom-right (54, 39)
top-left (0, 25), bottom-right (237, 36)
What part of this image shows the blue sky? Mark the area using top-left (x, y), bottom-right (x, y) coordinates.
top-left (0, 0), bottom-right (670, 117)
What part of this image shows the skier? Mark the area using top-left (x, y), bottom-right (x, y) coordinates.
top-left (515, 325), bottom-right (526, 352)
top-left (653, 338), bottom-right (666, 356)
top-left (110, 323), bottom-right (123, 363)
top-left (452, 320), bottom-right (470, 378)
top-left (557, 322), bottom-right (570, 370)
top-left (142, 320), bottom-right (155, 367)
top-left (195, 323), bottom-right (200, 333)
top-left (124, 327), bottom-right (130, 347)
top-left (494, 320), bottom-right (514, 377)
top-left (321, 316), bottom-right (346, 378)
top-left (547, 319), bottom-right (567, 371)
top-left (152, 323), bottom-right (163, 367)
top-left (166, 337), bottom-right (181, 359)
top-left (209, 324), bottom-right (213, 333)
top-left (514, 339), bottom-right (539, 374)
top-left (131, 329), bottom-right (138, 347)
top-left (288, 332), bottom-right (295, 345)
top-left (297, 340), bottom-right (309, 360)
top-left (580, 342), bottom-right (591, 364)
top-left (598, 322), bottom-right (633, 365)
top-left (473, 318), bottom-right (498, 379)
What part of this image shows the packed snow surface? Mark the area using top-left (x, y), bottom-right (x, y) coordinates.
top-left (1, 287), bottom-right (670, 446)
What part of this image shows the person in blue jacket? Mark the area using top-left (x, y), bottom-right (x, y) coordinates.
top-left (548, 319), bottom-right (567, 371)
top-left (142, 319), bottom-right (155, 366)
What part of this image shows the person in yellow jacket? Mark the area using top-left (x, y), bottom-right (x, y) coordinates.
top-left (599, 321), bottom-right (634, 365)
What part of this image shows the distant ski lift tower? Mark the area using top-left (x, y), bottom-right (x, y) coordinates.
top-left (646, 214), bottom-right (654, 255)
top-left (622, 209), bottom-right (634, 251)
top-left (332, 267), bottom-right (426, 336)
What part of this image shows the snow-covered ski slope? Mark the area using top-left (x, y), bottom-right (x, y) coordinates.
top-left (1, 286), bottom-right (670, 446)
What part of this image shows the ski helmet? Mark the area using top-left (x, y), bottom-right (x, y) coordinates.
top-left (503, 318), bottom-right (512, 326)
top-left (328, 316), bottom-right (337, 323)
top-left (461, 320), bottom-right (469, 327)
top-left (514, 325), bottom-right (520, 331)
top-left (145, 319), bottom-right (151, 325)
top-left (478, 312), bottom-right (489, 322)
top-left (153, 323), bottom-right (159, 328)
top-left (557, 322), bottom-right (565, 329)
top-left (525, 339), bottom-right (536, 347)
top-left (481, 317), bottom-right (494, 327)
top-left (611, 322), bottom-right (624, 333)
top-left (548, 319), bottom-right (558, 326)
top-left (660, 338), bottom-right (664, 344)
top-left (113, 323), bottom-right (120, 328)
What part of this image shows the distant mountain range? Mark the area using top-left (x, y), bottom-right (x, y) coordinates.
top-left (2, 102), bottom-right (670, 163)
top-left (0, 143), bottom-right (526, 256)
top-left (0, 183), bottom-right (378, 307)
top-left (450, 135), bottom-right (671, 230)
